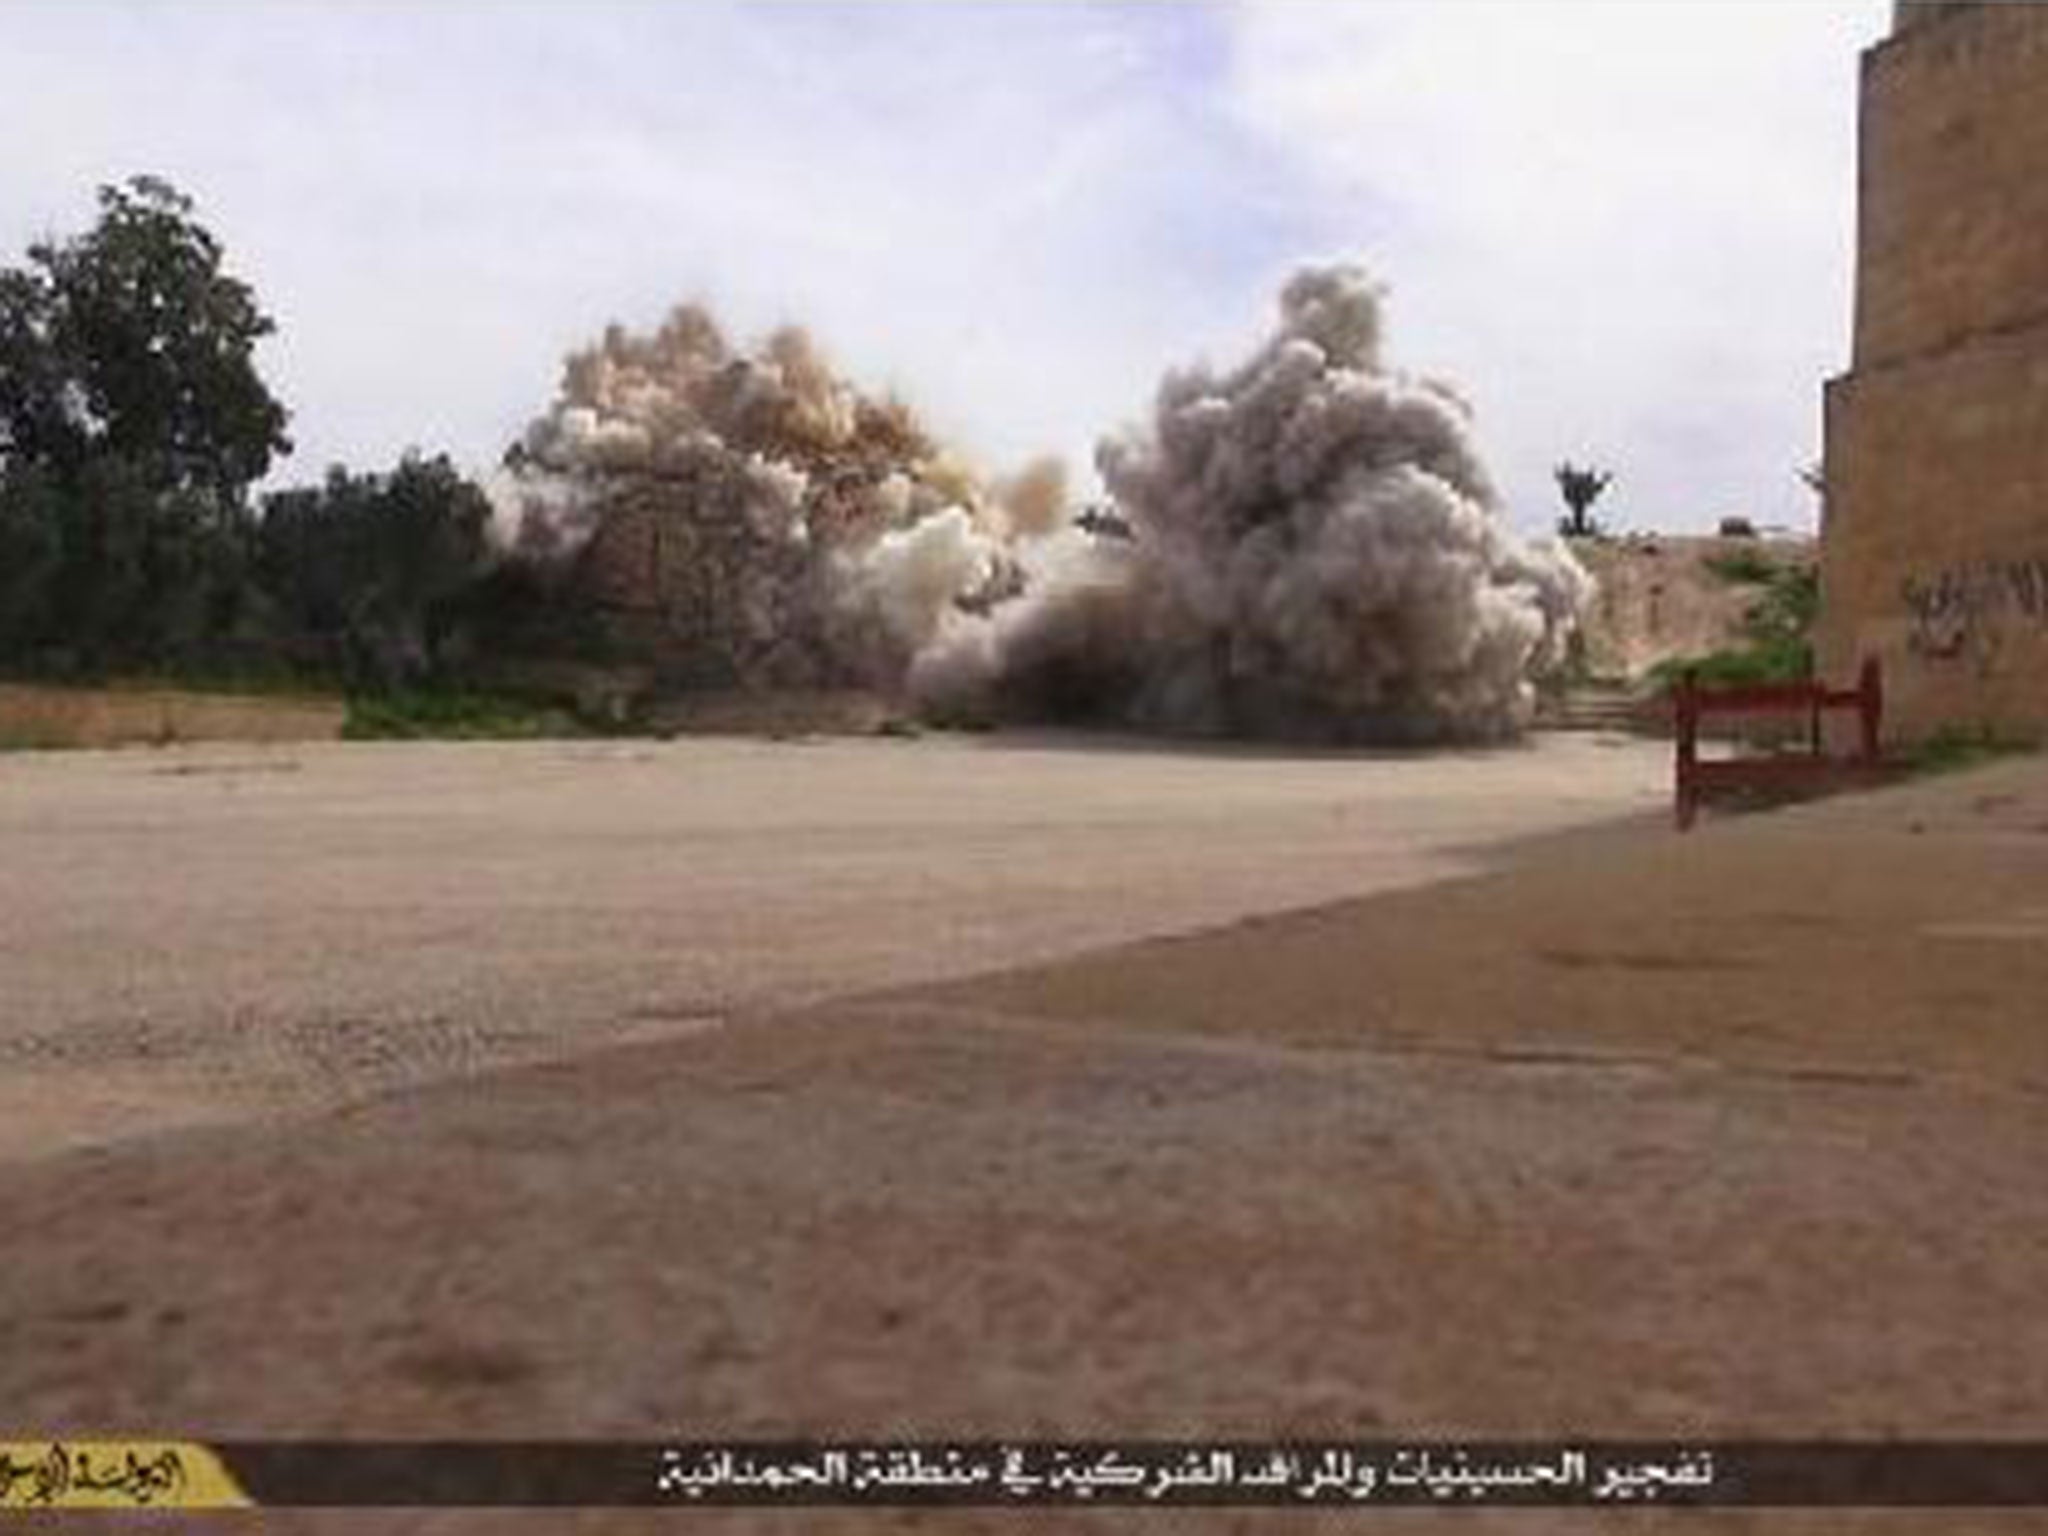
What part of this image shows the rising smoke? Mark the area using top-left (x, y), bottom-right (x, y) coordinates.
top-left (503, 304), bottom-right (1006, 690)
top-left (504, 264), bottom-right (1590, 742)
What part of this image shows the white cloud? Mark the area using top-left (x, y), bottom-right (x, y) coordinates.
top-left (0, 1), bottom-right (1889, 535)
top-left (1221, 0), bottom-right (1889, 534)
top-left (0, 4), bottom-right (1279, 483)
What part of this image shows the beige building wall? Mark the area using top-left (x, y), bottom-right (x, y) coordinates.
top-left (1818, 2), bottom-right (2048, 743)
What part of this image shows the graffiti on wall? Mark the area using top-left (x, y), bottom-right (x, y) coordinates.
top-left (1901, 554), bottom-right (2048, 674)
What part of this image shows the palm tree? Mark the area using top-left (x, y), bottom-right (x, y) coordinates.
top-left (1554, 462), bottom-right (1613, 538)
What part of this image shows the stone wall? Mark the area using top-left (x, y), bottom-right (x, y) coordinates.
top-left (1852, 4), bottom-right (2048, 370)
top-left (1818, 1), bottom-right (2048, 743)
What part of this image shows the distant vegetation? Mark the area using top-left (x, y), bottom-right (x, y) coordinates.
top-left (1553, 461), bottom-right (1612, 539)
top-left (0, 176), bottom-right (575, 730)
top-left (1646, 563), bottom-right (1819, 691)
top-left (255, 455), bottom-right (496, 689)
top-left (342, 689), bottom-right (569, 741)
top-left (1701, 546), bottom-right (1780, 586)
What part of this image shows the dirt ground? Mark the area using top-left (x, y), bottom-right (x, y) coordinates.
top-left (4, 734), bottom-right (2046, 1533)
top-left (0, 730), bottom-right (1667, 1160)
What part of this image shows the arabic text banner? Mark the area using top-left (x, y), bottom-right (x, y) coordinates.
top-left (12, 1441), bottom-right (2048, 1508)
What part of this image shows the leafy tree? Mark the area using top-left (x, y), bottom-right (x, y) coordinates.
top-left (0, 464), bottom-right (62, 655)
top-left (0, 177), bottom-right (288, 669)
top-left (256, 454), bottom-right (494, 687)
top-left (0, 442), bottom-right (260, 669)
top-left (1553, 461), bottom-right (1612, 539)
top-left (0, 176), bottom-right (289, 495)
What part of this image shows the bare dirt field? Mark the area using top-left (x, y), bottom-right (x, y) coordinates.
top-left (6, 734), bottom-right (2048, 1534)
top-left (0, 730), bottom-right (1667, 1161)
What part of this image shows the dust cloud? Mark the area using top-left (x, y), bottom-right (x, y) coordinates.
top-left (503, 264), bottom-right (1588, 741)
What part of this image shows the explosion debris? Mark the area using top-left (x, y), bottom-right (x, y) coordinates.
top-left (504, 305), bottom-right (994, 690)
top-left (504, 264), bottom-right (1589, 741)
top-left (911, 265), bottom-right (1592, 741)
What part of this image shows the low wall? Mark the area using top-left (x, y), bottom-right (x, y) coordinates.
top-left (0, 684), bottom-right (345, 750)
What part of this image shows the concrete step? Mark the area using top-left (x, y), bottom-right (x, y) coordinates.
top-left (1538, 690), bottom-right (1658, 733)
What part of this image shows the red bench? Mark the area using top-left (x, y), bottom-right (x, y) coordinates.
top-left (1674, 659), bottom-right (1884, 830)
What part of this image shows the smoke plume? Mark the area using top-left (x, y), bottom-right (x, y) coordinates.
top-left (910, 264), bottom-right (1591, 741)
top-left (503, 303), bottom-right (999, 689)
top-left (505, 264), bottom-right (1589, 741)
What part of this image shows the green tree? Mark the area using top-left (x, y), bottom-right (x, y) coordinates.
top-left (0, 176), bottom-right (289, 494)
top-left (1553, 461), bottom-right (1612, 539)
top-left (0, 177), bottom-right (288, 669)
top-left (257, 454), bottom-right (494, 687)
top-left (0, 464), bottom-right (62, 655)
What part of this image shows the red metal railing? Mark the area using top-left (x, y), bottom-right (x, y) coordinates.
top-left (1674, 658), bottom-right (1883, 830)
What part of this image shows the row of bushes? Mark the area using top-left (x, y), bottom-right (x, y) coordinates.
top-left (1, 451), bottom-right (611, 694)
top-left (0, 178), bottom-right (609, 719)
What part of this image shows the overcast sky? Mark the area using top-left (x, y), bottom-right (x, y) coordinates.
top-left (2, 0), bottom-right (1888, 536)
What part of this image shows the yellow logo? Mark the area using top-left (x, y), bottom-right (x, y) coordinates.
top-left (0, 1442), bottom-right (251, 1509)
